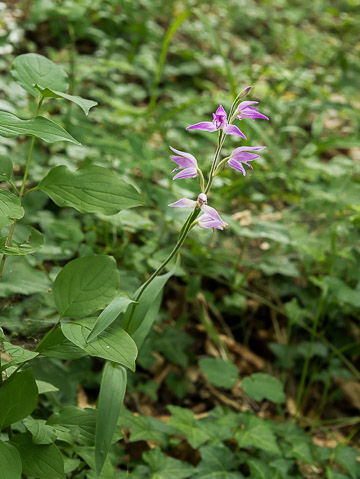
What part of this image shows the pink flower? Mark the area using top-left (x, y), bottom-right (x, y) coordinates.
top-left (170, 146), bottom-right (198, 180)
top-left (168, 194), bottom-right (228, 231)
top-left (228, 146), bottom-right (266, 176)
top-left (186, 105), bottom-right (247, 139)
top-left (236, 101), bottom-right (269, 121)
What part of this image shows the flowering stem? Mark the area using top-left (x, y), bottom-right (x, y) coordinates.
top-left (213, 157), bottom-right (230, 176)
top-left (204, 130), bottom-right (226, 195)
top-left (124, 207), bottom-right (200, 333)
top-left (197, 168), bottom-right (205, 192)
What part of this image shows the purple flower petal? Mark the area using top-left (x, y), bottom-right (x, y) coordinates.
top-left (168, 198), bottom-right (197, 208)
top-left (172, 167), bottom-right (198, 180)
top-left (186, 122), bottom-right (218, 132)
top-left (170, 155), bottom-right (196, 169)
top-left (237, 101), bottom-right (269, 120)
top-left (198, 205), bottom-right (228, 230)
top-left (231, 146), bottom-right (266, 155)
top-left (228, 159), bottom-right (247, 176)
top-left (224, 124), bottom-right (247, 139)
top-left (169, 147), bottom-right (198, 166)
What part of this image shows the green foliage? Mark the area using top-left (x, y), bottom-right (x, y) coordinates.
top-left (0, 111), bottom-right (80, 144)
top-left (53, 255), bottom-right (119, 318)
top-left (242, 373), bottom-right (286, 404)
top-left (199, 358), bottom-right (239, 389)
top-left (0, 370), bottom-right (38, 430)
top-left (39, 165), bottom-right (143, 215)
top-left (0, 440), bottom-right (22, 479)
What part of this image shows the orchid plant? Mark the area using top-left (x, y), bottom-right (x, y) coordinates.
top-left (0, 53), bottom-right (268, 478)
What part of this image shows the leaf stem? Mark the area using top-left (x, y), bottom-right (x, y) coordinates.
top-left (0, 97), bottom-right (43, 278)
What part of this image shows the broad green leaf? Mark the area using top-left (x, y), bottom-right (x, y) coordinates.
top-left (36, 380), bottom-right (60, 394)
top-left (0, 257), bottom-right (50, 297)
top-left (47, 407), bottom-right (97, 446)
top-left (128, 414), bottom-right (176, 447)
top-left (199, 358), bottom-right (238, 389)
top-left (11, 432), bottom-right (65, 479)
top-left (143, 447), bottom-right (194, 479)
top-left (0, 369), bottom-right (38, 430)
top-left (87, 294), bottom-right (135, 343)
top-left (242, 373), bottom-right (285, 404)
top-left (35, 84), bottom-right (97, 115)
top-left (194, 445), bottom-right (244, 479)
top-left (39, 165), bottom-right (142, 215)
top-left (95, 362), bottom-right (127, 475)
top-left (61, 317), bottom-right (138, 371)
top-left (23, 417), bottom-right (57, 445)
top-left (0, 440), bottom-right (22, 479)
top-left (248, 459), bottom-right (272, 479)
top-left (2, 342), bottom-right (38, 369)
top-left (235, 415), bottom-right (281, 455)
top-left (11, 53), bottom-right (68, 100)
top-left (76, 446), bottom-right (116, 479)
top-left (0, 226), bottom-right (44, 256)
top-left (168, 406), bottom-right (211, 449)
top-left (35, 325), bottom-right (87, 360)
top-left (122, 263), bottom-right (177, 349)
top-left (53, 255), bottom-right (119, 318)
top-left (334, 446), bottom-right (359, 479)
top-left (0, 155), bottom-right (13, 181)
top-left (0, 190), bottom-right (24, 220)
top-left (0, 112), bottom-right (81, 144)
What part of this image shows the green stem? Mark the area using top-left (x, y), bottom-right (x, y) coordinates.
top-left (0, 97), bottom-right (43, 279)
top-left (204, 130), bottom-right (226, 194)
top-left (296, 292), bottom-right (326, 414)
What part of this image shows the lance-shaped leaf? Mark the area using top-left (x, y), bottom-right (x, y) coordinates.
top-left (0, 226), bottom-right (44, 256)
top-left (11, 53), bottom-right (68, 100)
top-left (0, 440), bottom-right (22, 479)
top-left (35, 85), bottom-right (97, 115)
top-left (61, 318), bottom-right (138, 371)
top-left (95, 362), bottom-right (127, 475)
top-left (0, 112), bottom-right (81, 145)
top-left (38, 165), bottom-right (142, 215)
top-left (87, 294), bottom-right (135, 343)
top-left (53, 255), bottom-right (119, 318)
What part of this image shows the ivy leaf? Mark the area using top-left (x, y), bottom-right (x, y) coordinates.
top-left (0, 226), bottom-right (44, 256)
top-left (199, 358), bottom-right (238, 389)
top-left (242, 373), bottom-right (285, 404)
top-left (0, 440), bottom-right (22, 479)
top-left (248, 459), bottom-right (272, 479)
top-left (235, 415), bottom-right (281, 455)
top-left (38, 165), bottom-right (142, 215)
top-left (35, 85), bottom-right (97, 115)
top-left (53, 255), bottom-right (119, 318)
top-left (11, 53), bottom-right (68, 100)
top-left (0, 112), bottom-right (80, 145)
top-left (61, 317), bottom-right (138, 371)
top-left (143, 447), bottom-right (194, 479)
top-left (168, 406), bottom-right (211, 449)
top-left (194, 445), bottom-right (244, 479)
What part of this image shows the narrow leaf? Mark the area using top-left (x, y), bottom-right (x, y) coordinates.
top-left (95, 362), bottom-right (127, 475)
top-left (39, 165), bottom-right (142, 215)
top-left (87, 294), bottom-right (135, 343)
top-left (0, 112), bottom-right (81, 144)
